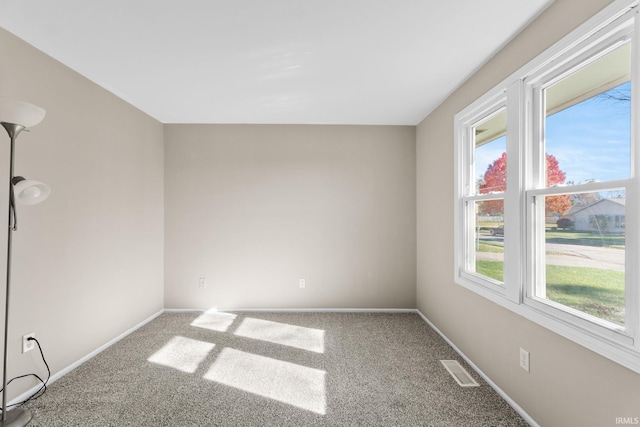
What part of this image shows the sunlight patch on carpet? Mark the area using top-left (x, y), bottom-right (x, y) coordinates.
top-left (234, 317), bottom-right (325, 353)
top-left (204, 347), bottom-right (326, 415)
top-left (191, 310), bottom-right (237, 332)
top-left (147, 336), bottom-right (215, 373)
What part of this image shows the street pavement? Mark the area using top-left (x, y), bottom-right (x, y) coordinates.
top-left (475, 240), bottom-right (624, 272)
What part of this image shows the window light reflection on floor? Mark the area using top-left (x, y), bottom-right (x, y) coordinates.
top-left (190, 310), bottom-right (237, 332)
top-left (203, 347), bottom-right (326, 415)
top-left (234, 317), bottom-right (325, 353)
top-left (147, 336), bottom-right (215, 373)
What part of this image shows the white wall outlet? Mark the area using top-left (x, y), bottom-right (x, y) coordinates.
top-left (198, 277), bottom-right (207, 288)
top-left (519, 347), bottom-right (530, 372)
top-left (299, 279), bottom-right (306, 288)
top-left (23, 332), bottom-right (36, 353)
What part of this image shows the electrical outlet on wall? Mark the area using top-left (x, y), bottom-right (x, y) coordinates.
top-left (519, 347), bottom-right (530, 372)
top-left (299, 279), bottom-right (306, 289)
top-left (23, 332), bottom-right (35, 353)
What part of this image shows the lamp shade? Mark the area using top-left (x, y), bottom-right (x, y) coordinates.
top-left (12, 178), bottom-right (51, 206)
top-left (0, 97), bottom-right (46, 128)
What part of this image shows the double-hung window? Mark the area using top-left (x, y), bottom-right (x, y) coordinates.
top-left (456, 95), bottom-right (508, 291)
top-left (454, 0), bottom-right (640, 373)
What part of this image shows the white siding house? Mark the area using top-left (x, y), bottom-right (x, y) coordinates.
top-left (564, 198), bottom-right (625, 233)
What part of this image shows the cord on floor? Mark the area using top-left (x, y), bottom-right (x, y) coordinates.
top-left (0, 337), bottom-right (50, 414)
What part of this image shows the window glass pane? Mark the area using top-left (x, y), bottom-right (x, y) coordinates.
top-left (545, 43), bottom-right (631, 185)
top-left (537, 190), bottom-right (625, 325)
top-left (474, 109), bottom-right (507, 194)
top-left (474, 199), bottom-right (504, 283)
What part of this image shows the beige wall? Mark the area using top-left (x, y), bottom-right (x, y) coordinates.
top-left (416, 0), bottom-right (640, 426)
top-left (3, 0), bottom-right (637, 423)
top-left (164, 124), bottom-right (416, 309)
top-left (0, 28), bottom-right (164, 400)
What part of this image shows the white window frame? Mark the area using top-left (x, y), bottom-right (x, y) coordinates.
top-left (453, 0), bottom-right (640, 374)
top-left (454, 91), bottom-right (508, 294)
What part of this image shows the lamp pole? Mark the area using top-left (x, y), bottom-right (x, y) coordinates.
top-left (0, 122), bottom-right (32, 427)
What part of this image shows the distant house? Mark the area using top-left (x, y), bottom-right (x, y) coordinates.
top-left (561, 198), bottom-right (625, 233)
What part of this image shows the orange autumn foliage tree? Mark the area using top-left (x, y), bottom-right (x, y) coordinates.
top-left (479, 152), bottom-right (572, 216)
top-left (544, 155), bottom-right (572, 216)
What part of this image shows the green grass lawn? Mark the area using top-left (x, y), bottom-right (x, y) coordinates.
top-left (545, 265), bottom-right (624, 324)
top-left (476, 260), bottom-right (504, 281)
top-left (477, 242), bottom-right (503, 253)
top-left (476, 261), bottom-right (624, 325)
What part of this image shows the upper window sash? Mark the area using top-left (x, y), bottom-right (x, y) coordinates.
top-left (457, 93), bottom-right (507, 198)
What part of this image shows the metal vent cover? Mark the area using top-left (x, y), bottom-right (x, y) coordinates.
top-left (440, 360), bottom-right (479, 387)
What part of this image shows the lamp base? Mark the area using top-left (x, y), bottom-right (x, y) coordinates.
top-left (0, 408), bottom-right (32, 427)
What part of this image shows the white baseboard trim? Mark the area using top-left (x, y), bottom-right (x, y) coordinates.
top-left (9, 309), bottom-right (164, 408)
top-left (165, 307), bottom-right (417, 313)
top-left (415, 310), bottom-right (539, 427)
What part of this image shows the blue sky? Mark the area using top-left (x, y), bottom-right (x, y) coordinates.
top-left (546, 82), bottom-right (630, 184)
top-left (476, 82), bottom-right (631, 187)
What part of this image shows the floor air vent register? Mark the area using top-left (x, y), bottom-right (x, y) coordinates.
top-left (440, 360), bottom-right (480, 387)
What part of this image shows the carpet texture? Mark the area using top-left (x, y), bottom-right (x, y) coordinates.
top-left (23, 312), bottom-right (529, 426)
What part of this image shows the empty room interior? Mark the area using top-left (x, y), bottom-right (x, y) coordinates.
top-left (0, 0), bottom-right (639, 426)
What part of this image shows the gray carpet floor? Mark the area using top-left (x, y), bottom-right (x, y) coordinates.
top-left (23, 312), bottom-right (529, 426)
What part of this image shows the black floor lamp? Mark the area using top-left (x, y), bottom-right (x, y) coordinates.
top-left (0, 98), bottom-right (50, 427)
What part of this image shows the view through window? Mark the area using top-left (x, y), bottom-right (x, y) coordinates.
top-left (474, 110), bottom-right (507, 283)
top-left (538, 42), bottom-right (630, 326)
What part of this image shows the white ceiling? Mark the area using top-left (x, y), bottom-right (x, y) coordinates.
top-left (0, 0), bottom-right (553, 125)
